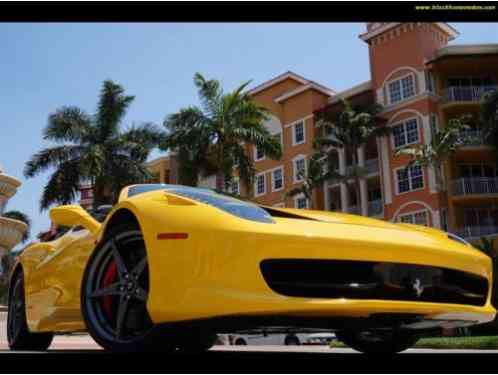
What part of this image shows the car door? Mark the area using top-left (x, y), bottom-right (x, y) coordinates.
top-left (25, 226), bottom-right (96, 332)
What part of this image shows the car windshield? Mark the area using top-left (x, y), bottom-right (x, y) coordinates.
top-left (127, 184), bottom-right (214, 198)
top-left (127, 184), bottom-right (274, 224)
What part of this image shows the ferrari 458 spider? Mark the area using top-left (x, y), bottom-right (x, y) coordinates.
top-left (7, 184), bottom-right (496, 353)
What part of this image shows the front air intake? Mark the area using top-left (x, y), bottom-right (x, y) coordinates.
top-left (260, 259), bottom-right (488, 306)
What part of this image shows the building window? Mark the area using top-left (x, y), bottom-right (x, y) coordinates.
top-left (294, 195), bottom-right (309, 209)
top-left (272, 167), bottom-right (284, 192)
top-left (254, 174), bottom-right (266, 197)
top-left (396, 165), bottom-right (424, 194)
top-left (254, 146), bottom-right (265, 161)
top-left (392, 118), bottom-right (419, 149)
top-left (293, 156), bottom-right (306, 183)
top-left (425, 70), bottom-right (435, 93)
top-left (388, 74), bottom-right (416, 104)
top-left (399, 210), bottom-right (429, 226)
top-left (292, 121), bottom-right (305, 145)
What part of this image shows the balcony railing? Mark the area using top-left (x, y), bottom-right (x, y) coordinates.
top-left (452, 226), bottom-right (498, 240)
top-left (458, 130), bottom-right (490, 147)
top-left (368, 199), bottom-right (383, 216)
top-left (451, 177), bottom-right (498, 196)
top-left (365, 159), bottom-right (379, 175)
top-left (346, 205), bottom-right (360, 214)
top-left (443, 85), bottom-right (497, 103)
top-left (341, 158), bottom-right (379, 176)
top-left (345, 200), bottom-right (383, 216)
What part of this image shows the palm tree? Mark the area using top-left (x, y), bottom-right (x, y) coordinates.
top-left (2, 210), bottom-right (30, 243)
top-left (285, 153), bottom-right (336, 209)
top-left (163, 73), bottom-right (282, 192)
top-left (481, 89), bottom-right (498, 162)
top-left (395, 116), bottom-right (470, 190)
top-left (24, 80), bottom-right (164, 210)
top-left (314, 99), bottom-right (387, 214)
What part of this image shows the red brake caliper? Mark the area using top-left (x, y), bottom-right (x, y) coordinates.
top-left (101, 261), bottom-right (117, 320)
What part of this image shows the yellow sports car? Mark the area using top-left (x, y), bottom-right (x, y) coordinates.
top-left (7, 184), bottom-right (496, 353)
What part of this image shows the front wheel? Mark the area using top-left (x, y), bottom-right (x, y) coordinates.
top-left (7, 271), bottom-right (53, 351)
top-left (81, 223), bottom-right (174, 352)
top-left (336, 329), bottom-right (419, 354)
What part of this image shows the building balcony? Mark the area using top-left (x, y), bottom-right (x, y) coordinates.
top-left (451, 177), bottom-right (498, 197)
top-left (443, 85), bottom-right (497, 104)
top-left (458, 130), bottom-right (492, 147)
top-left (335, 158), bottom-right (379, 180)
top-left (346, 205), bottom-right (360, 215)
top-left (345, 200), bottom-right (383, 217)
top-left (452, 226), bottom-right (498, 241)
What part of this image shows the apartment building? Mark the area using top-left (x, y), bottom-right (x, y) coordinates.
top-left (241, 22), bottom-right (497, 247)
top-left (80, 22), bottom-right (498, 247)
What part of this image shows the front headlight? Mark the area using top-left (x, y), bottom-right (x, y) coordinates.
top-left (164, 186), bottom-right (275, 224)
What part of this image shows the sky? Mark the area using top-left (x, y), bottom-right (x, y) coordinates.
top-left (1, 22), bottom-right (497, 246)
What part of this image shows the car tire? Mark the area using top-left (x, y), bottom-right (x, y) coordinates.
top-left (284, 334), bottom-right (301, 346)
top-left (7, 270), bottom-right (54, 351)
top-left (80, 223), bottom-right (175, 352)
top-left (234, 338), bottom-right (247, 345)
top-left (335, 329), bottom-right (419, 354)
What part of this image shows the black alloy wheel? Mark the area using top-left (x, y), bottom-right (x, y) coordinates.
top-left (81, 223), bottom-right (171, 352)
top-left (7, 271), bottom-right (53, 351)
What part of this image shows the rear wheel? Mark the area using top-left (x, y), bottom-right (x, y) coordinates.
top-left (7, 271), bottom-right (53, 351)
top-left (336, 329), bottom-right (419, 354)
top-left (81, 223), bottom-right (174, 352)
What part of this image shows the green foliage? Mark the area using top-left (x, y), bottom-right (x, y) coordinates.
top-left (162, 73), bottom-right (282, 192)
top-left (475, 237), bottom-right (496, 258)
top-left (2, 210), bottom-right (31, 243)
top-left (24, 80), bottom-right (164, 210)
top-left (481, 89), bottom-right (498, 164)
top-left (312, 99), bottom-right (387, 213)
top-left (395, 115), bottom-right (471, 189)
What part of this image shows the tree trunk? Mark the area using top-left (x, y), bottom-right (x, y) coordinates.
top-left (351, 150), bottom-right (362, 216)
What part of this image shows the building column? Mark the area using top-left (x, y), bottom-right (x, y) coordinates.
top-left (338, 149), bottom-right (349, 212)
top-left (358, 146), bottom-right (369, 216)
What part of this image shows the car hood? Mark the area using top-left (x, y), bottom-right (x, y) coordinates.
top-left (265, 207), bottom-right (448, 238)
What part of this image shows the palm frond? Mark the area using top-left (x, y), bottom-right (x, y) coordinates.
top-left (24, 145), bottom-right (83, 178)
top-left (44, 106), bottom-right (92, 143)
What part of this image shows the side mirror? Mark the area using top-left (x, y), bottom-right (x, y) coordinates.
top-left (49, 205), bottom-right (101, 235)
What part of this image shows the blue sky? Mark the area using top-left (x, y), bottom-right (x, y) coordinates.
top-left (1, 22), bottom-right (497, 245)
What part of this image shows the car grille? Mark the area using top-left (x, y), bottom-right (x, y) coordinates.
top-left (260, 259), bottom-right (488, 306)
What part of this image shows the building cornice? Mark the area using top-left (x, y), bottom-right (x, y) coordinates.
top-left (426, 43), bottom-right (498, 64)
top-left (359, 22), bottom-right (458, 42)
top-left (247, 71), bottom-right (309, 96)
top-left (327, 81), bottom-right (372, 105)
top-left (274, 83), bottom-right (335, 103)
